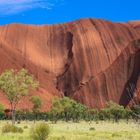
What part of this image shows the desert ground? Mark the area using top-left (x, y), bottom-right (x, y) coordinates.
top-left (0, 121), bottom-right (140, 140)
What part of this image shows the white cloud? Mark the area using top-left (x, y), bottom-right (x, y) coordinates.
top-left (0, 0), bottom-right (62, 15)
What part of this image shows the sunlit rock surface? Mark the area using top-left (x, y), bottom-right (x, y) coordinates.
top-left (0, 18), bottom-right (140, 110)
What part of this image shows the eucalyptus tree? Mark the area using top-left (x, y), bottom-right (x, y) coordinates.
top-left (0, 69), bottom-right (39, 124)
top-left (30, 96), bottom-right (42, 121)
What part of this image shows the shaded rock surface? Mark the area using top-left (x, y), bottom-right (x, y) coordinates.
top-left (0, 18), bottom-right (140, 110)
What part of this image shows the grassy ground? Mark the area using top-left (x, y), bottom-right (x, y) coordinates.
top-left (0, 120), bottom-right (140, 140)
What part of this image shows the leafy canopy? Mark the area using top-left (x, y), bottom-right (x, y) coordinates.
top-left (30, 96), bottom-right (42, 111)
top-left (0, 68), bottom-right (39, 107)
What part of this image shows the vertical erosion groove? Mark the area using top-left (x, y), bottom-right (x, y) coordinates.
top-left (56, 32), bottom-right (74, 97)
top-left (1, 19), bottom-right (140, 109)
top-left (119, 41), bottom-right (140, 106)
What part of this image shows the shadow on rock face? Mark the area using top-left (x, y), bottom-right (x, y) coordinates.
top-left (120, 42), bottom-right (140, 106)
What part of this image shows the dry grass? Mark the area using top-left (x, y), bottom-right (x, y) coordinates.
top-left (0, 120), bottom-right (140, 140)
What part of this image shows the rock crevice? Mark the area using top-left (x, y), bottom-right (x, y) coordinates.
top-left (0, 19), bottom-right (140, 109)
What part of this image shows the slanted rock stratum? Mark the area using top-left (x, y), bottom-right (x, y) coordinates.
top-left (0, 18), bottom-right (140, 110)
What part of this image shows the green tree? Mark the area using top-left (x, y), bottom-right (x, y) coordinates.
top-left (105, 101), bottom-right (125, 122)
top-left (30, 96), bottom-right (42, 121)
top-left (30, 96), bottom-right (42, 112)
top-left (98, 108), bottom-right (111, 121)
top-left (71, 101), bottom-right (87, 122)
top-left (86, 109), bottom-right (98, 122)
top-left (60, 97), bottom-right (74, 122)
top-left (50, 97), bottom-right (88, 122)
top-left (131, 104), bottom-right (140, 122)
top-left (0, 69), bottom-right (39, 124)
top-left (50, 97), bottom-right (64, 123)
top-left (124, 108), bottom-right (132, 123)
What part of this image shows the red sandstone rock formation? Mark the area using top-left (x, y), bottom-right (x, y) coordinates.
top-left (0, 18), bottom-right (140, 110)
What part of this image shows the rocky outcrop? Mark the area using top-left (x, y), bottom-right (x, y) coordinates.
top-left (0, 18), bottom-right (140, 110)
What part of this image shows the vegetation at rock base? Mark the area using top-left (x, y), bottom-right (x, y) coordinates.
top-left (49, 97), bottom-right (87, 123)
top-left (0, 97), bottom-right (139, 124)
top-left (30, 96), bottom-right (42, 121)
top-left (0, 69), bottom-right (140, 139)
top-left (0, 68), bottom-right (140, 124)
top-left (30, 96), bottom-right (42, 112)
top-left (0, 69), bottom-right (39, 124)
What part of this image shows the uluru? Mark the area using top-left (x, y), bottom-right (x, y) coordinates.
top-left (0, 18), bottom-right (140, 110)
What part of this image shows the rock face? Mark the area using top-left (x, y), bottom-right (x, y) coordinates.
top-left (0, 18), bottom-right (140, 110)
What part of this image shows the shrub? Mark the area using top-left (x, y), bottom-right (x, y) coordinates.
top-left (17, 121), bottom-right (21, 124)
top-left (131, 105), bottom-right (140, 121)
top-left (30, 122), bottom-right (50, 140)
top-left (2, 124), bottom-right (23, 133)
top-left (24, 125), bottom-right (28, 129)
top-left (112, 133), bottom-right (122, 137)
top-left (102, 101), bottom-right (125, 122)
top-left (89, 127), bottom-right (96, 131)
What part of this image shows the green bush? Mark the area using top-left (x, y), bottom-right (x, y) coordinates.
top-left (23, 125), bottom-right (28, 129)
top-left (112, 133), bottom-right (122, 137)
top-left (2, 124), bottom-right (23, 133)
top-left (89, 127), bottom-right (96, 131)
top-left (17, 121), bottom-right (21, 124)
top-left (30, 122), bottom-right (50, 140)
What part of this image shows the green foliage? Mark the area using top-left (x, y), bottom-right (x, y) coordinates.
top-left (86, 109), bottom-right (98, 121)
top-left (2, 101), bottom-right (136, 123)
top-left (30, 96), bottom-right (42, 112)
top-left (103, 101), bottom-right (125, 122)
top-left (0, 104), bottom-right (5, 120)
top-left (30, 122), bottom-right (50, 140)
top-left (2, 124), bottom-right (23, 133)
top-left (50, 97), bottom-right (88, 122)
top-left (0, 104), bottom-right (5, 113)
top-left (15, 109), bottom-right (49, 121)
top-left (23, 125), bottom-right (28, 129)
top-left (131, 104), bottom-right (140, 121)
top-left (49, 97), bottom-right (64, 122)
top-left (0, 69), bottom-right (39, 103)
top-left (98, 108), bottom-right (111, 120)
top-left (131, 104), bottom-right (140, 115)
top-left (0, 68), bottom-right (39, 124)
top-left (112, 133), bottom-right (122, 137)
top-left (0, 98), bottom-right (137, 123)
top-left (124, 108), bottom-right (133, 122)
top-left (70, 101), bottom-right (87, 122)
top-left (89, 127), bottom-right (96, 131)
top-left (30, 96), bottom-right (42, 122)
top-left (49, 99), bottom-right (133, 123)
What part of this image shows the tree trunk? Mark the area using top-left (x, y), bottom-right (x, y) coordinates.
top-left (12, 109), bottom-right (16, 125)
top-left (65, 113), bottom-right (68, 122)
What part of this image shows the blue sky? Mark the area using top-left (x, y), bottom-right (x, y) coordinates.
top-left (0, 0), bottom-right (139, 25)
